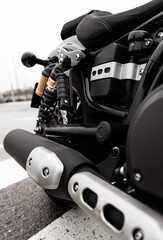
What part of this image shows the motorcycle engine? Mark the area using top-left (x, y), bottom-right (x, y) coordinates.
top-left (126, 84), bottom-right (163, 203)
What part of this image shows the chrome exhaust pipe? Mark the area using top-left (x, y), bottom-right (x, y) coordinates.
top-left (68, 171), bottom-right (163, 240)
top-left (4, 129), bottom-right (163, 239)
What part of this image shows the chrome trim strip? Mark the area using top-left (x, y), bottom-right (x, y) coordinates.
top-left (90, 62), bottom-right (146, 81)
top-left (68, 172), bottom-right (163, 240)
top-left (26, 146), bottom-right (64, 189)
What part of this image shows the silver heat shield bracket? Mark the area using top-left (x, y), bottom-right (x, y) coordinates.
top-left (68, 171), bottom-right (163, 240)
top-left (26, 146), bottom-right (64, 190)
top-left (90, 62), bottom-right (146, 81)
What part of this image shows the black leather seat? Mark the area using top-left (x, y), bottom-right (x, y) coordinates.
top-left (61, 0), bottom-right (163, 49)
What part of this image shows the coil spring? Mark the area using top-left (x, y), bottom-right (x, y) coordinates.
top-left (38, 86), bottom-right (57, 122)
top-left (38, 61), bottom-right (70, 123)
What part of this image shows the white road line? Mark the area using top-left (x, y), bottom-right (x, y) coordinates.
top-left (15, 118), bottom-right (37, 121)
top-left (28, 206), bottom-right (116, 240)
top-left (0, 158), bottom-right (28, 189)
top-left (0, 145), bottom-right (3, 149)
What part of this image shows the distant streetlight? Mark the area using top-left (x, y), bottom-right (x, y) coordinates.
top-left (12, 56), bottom-right (19, 90)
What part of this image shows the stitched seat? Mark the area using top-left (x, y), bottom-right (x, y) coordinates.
top-left (61, 0), bottom-right (163, 49)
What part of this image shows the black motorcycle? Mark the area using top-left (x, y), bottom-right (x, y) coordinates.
top-left (4, 1), bottom-right (163, 239)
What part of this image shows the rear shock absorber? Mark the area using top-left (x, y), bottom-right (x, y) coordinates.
top-left (36, 61), bottom-right (57, 97)
top-left (36, 63), bottom-right (57, 123)
top-left (37, 57), bottom-right (71, 125)
top-left (38, 78), bottom-right (57, 123)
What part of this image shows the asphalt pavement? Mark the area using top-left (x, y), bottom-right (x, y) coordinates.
top-left (0, 178), bottom-right (70, 240)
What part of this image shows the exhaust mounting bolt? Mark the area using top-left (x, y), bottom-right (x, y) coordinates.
top-left (73, 182), bottom-right (79, 192)
top-left (134, 173), bottom-right (142, 182)
top-left (28, 158), bottom-right (32, 166)
top-left (42, 168), bottom-right (49, 177)
top-left (133, 229), bottom-right (144, 240)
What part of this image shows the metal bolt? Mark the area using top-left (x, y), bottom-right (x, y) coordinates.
top-left (59, 57), bottom-right (64, 64)
top-left (73, 182), bottom-right (79, 192)
top-left (157, 32), bottom-right (163, 38)
top-left (42, 168), bottom-right (49, 177)
top-left (139, 68), bottom-right (144, 76)
top-left (134, 173), bottom-right (142, 182)
top-left (134, 229), bottom-right (144, 240)
top-left (120, 166), bottom-right (125, 176)
top-left (111, 147), bottom-right (120, 159)
top-left (64, 99), bottom-right (68, 104)
top-left (75, 53), bottom-right (80, 61)
top-left (28, 158), bottom-right (32, 166)
top-left (145, 40), bottom-right (151, 46)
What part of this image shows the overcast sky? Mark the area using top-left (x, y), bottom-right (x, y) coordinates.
top-left (0, 0), bottom-right (149, 92)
